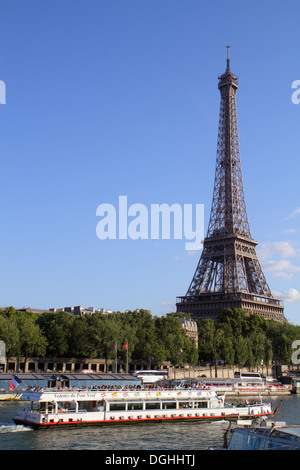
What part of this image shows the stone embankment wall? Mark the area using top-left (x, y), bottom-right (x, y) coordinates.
top-left (167, 365), bottom-right (269, 380)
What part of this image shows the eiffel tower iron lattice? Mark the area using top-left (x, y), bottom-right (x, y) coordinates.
top-left (176, 48), bottom-right (286, 322)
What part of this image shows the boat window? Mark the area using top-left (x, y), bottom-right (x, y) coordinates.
top-left (32, 401), bottom-right (47, 412)
top-left (78, 401), bottom-right (94, 412)
top-left (271, 430), bottom-right (296, 440)
top-left (179, 401), bottom-right (193, 409)
top-left (145, 402), bottom-right (161, 410)
top-left (47, 403), bottom-right (55, 413)
top-left (97, 400), bottom-right (105, 411)
top-left (245, 434), bottom-right (262, 450)
top-left (193, 401), bottom-right (208, 408)
top-left (58, 401), bottom-right (76, 412)
top-left (127, 403), bottom-right (143, 411)
top-left (228, 430), bottom-right (248, 450)
top-left (162, 402), bottom-right (177, 409)
top-left (109, 403), bottom-right (126, 411)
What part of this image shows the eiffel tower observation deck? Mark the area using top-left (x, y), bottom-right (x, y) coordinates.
top-left (176, 48), bottom-right (286, 323)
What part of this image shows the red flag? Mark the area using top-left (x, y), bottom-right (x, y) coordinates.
top-left (122, 343), bottom-right (128, 350)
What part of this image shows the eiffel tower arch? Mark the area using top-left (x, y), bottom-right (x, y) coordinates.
top-left (176, 48), bottom-right (286, 323)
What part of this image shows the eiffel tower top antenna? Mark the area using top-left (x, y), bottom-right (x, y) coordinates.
top-left (226, 45), bottom-right (230, 69)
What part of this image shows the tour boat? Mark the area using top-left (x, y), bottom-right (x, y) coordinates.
top-left (13, 388), bottom-right (273, 429)
top-left (196, 378), bottom-right (290, 396)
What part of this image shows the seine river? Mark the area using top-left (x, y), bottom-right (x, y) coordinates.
top-left (1, 396), bottom-right (300, 451)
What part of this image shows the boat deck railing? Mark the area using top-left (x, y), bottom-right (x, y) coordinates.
top-left (24, 385), bottom-right (212, 393)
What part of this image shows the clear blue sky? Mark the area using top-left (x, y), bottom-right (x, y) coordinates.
top-left (1, 0), bottom-right (299, 323)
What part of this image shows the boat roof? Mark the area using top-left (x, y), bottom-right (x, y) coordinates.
top-left (61, 373), bottom-right (139, 381)
top-left (0, 373), bottom-right (46, 380)
top-left (274, 426), bottom-right (300, 438)
top-left (0, 373), bottom-right (140, 382)
top-left (235, 424), bottom-right (300, 440)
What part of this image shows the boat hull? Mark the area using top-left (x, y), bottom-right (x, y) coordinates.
top-left (14, 410), bottom-right (274, 430)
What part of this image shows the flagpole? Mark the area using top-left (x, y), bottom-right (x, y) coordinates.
top-left (115, 342), bottom-right (118, 373)
top-left (127, 340), bottom-right (128, 374)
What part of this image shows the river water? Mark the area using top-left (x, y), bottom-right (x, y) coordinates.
top-left (1, 395), bottom-right (300, 450)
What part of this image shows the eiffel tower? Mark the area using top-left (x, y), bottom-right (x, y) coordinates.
top-left (176, 47), bottom-right (286, 323)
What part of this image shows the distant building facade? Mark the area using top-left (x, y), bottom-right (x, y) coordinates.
top-left (180, 318), bottom-right (198, 349)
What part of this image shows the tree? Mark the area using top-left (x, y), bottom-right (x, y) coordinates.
top-left (263, 337), bottom-right (273, 375)
top-left (182, 336), bottom-right (198, 367)
top-left (129, 310), bottom-right (157, 367)
top-left (155, 316), bottom-right (196, 367)
top-left (218, 308), bottom-right (250, 337)
top-left (0, 315), bottom-right (20, 357)
top-left (234, 335), bottom-right (249, 368)
top-left (68, 316), bottom-right (96, 357)
top-left (37, 311), bottom-right (74, 357)
top-left (266, 321), bottom-right (299, 364)
top-left (1, 309), bottom-right (47, 366)
top-left (17, 315), bottom-right (47, 366)
top-left (93, 314), bottom-right (122, 369)
top-left (248, 332), bottom-right (267, 369)
top-left (215, 327), bottom-right (235, 367)
top-left (198, 319), bottom-right (216, 362)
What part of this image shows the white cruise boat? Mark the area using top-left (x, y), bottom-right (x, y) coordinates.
top-left (13, 388), bottom-right (273, 429)
top-left (196, 378), bottom-right (290, 396)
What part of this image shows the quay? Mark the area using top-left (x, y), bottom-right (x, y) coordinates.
top-left (1, 359), bottom-right (299, 400)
